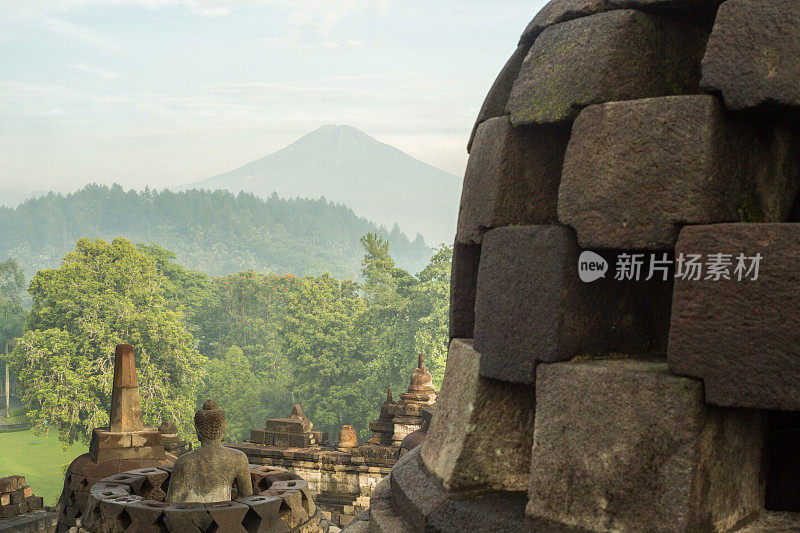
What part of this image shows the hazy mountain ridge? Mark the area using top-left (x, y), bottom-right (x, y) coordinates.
top-left (178, 125), bottom-right (461, 246)
top-left (0, 184), bottom-right (433, 282)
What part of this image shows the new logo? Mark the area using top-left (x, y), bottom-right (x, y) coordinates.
top-left (578, 251), bottom-right (608, 283)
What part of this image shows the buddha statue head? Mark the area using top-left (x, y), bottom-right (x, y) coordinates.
top-left (195, 400), bottom-right (226, 443)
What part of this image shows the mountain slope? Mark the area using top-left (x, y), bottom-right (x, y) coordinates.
top-left (178, 125), bottom-right (461, 245)
top-left (0, 184), bottom-right (433, 282)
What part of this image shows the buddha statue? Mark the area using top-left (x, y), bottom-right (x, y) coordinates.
top-left (165, 400), bottom-right (253, 503)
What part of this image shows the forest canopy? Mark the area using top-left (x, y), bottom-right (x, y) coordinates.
top-left (0, 184), bottom-right (434, 285)
top-left (5, 235), bottom-right (451, 444)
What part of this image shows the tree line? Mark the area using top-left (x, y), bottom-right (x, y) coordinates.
top-left (0, 184), bottom-right (434, 286)
top-left (0, 235), bottom-right (450, 444)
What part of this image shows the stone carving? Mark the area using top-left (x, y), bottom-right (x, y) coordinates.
top-left (388, 354), bottom-right (437, 448)
top-left (56, 344), bottom-right (173, 532)
top-left (336, 425), bottom-right (358, 452)
top-left (81, 464), bottom-right (330, 532)
top-left (250, 403), bottom-right (326, 448)
top-left (165, 400), bottom-right (252, 503)
top-left (158, 418), bottom-right (190, 457)
top-left (367, 389), bottom-right (395, 446)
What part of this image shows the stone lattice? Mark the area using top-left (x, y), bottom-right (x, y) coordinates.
top-left (80, 464), bottom-right (331, 533)
top-left (346, 1), bottom-right (800, 531)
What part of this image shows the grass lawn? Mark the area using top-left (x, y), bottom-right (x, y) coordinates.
top-left (0, 429), bottom-right (85, 506)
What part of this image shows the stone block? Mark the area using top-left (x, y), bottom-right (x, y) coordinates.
top-left (286, 433), bottom-right (311, 448)
top-left (89, 428), bottom-right (132, 452)
top-left (0, 493), bottom-right (8, 506)
top-left (702, 0), bottom-right (800, 110)
top-left (0, 476), bottom-right (25, 493)
top-left (91, 443), bottom-right (166, 463)
top-left (266, 417), bottom-right (311, 435)
top-left (467, 45), bottom-right (529, 153)
top-left (527, 359), bottom-right (765, 532)
top-left (474, 226), bottom-right (671, 383)
top-left (163, 502), bottom-right (214, 532)
top-left (237, 494), bottom-right (287, 533)
top-left (10, 488), bottom-right (26, 505)
top-left (668, 223), bottom-right (800, 410)
top-left (126, 500), bottom-right (168, 531)
top-left (128, 467), bottom-right (169, 501)
top-left (26, 495), bottom-right (43, 511)
top-left (0, 501), bottom-right (24, 519)
top-left (130, 429), bottom-right (163, 448)
top-left (250, 428), bottom-right (267, 445)
top-left (734, 511), bottom-right (800, 533)
top-left (609, 0), bottom-right (722, 21)
top-left (558, 95), bottom-right (800, 249)
top-left (457, 117), bottom-right (569, 245)
top-left (422, 339), bottom-right (534, 491)
top-left (507, 9), bottom-right (706, 125)
top-left (449, 244), bottom-right (480, 339)
top-left (519, 0), bottom-right (610, 44)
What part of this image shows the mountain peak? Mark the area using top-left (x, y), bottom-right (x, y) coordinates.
top-left (179, 125), bottom-right (461, 244)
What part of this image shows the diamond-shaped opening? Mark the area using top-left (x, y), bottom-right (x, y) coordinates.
top-left (118, 509), bottom-right (132, 529)
top-left (68, 491), bottom-right (76, 506)
top-left (141, 479), bottom-right (157, 498)
top-left (241, 508), bottom-right (262, 533)
top-left (154, 514), bottom-right (170, 533)
top-left (79, 477), bottom-right (89, 489)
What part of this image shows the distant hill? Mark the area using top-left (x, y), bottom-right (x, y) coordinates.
top-left (0, 184), bottom-right (433, 282)
top-left (0, 189), bottom-right (50, 208)
top-left (177, 125), bottom-right (461, 246)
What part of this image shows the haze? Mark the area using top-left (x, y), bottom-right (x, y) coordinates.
top-left (0, 0), bottom-right (547, 200)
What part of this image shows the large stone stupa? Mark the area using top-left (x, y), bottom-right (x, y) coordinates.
top-left (347, 1), bottom-right (800, 531)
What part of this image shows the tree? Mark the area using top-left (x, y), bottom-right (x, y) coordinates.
top-left (356, 235), bottom-right (450, 397)
top-left (280, 273), bottom-right (371, 435)
top-left (0, 258), bottom-right (27, 414)
top-left (409, 244), bottom-right (452, 385)
top-left (0, 258), bottom-right (27, 352)
top-left (7, 238), bottom-right (205, 443)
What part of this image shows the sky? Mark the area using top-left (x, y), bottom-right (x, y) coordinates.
top-left (0, 0), bottom-right (548, 199)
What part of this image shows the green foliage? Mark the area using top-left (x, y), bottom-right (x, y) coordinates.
top-left (0, 184), bottom-right (433, 282)
top-left (7, 232), bottom-right (451, 446)
top-left (281, 274), bottom-right (369, 434)
top-left (7, 238), bottom-right (205, 443)
top-left (0, 257), bottom-right (27, 386)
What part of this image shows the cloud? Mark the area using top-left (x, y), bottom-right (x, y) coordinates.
top-left (43, 18), bottom-right (120, 51)
top-left (321, 38), bottom-right (366, 51)
top-left (68, 64), bottom-right (121, 80)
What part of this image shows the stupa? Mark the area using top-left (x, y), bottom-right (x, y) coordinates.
top-left (346, 1), bottom-right (800, 531)
top-left (56, 344), bottom-right (174, 531)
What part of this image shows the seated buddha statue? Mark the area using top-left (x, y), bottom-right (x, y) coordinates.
top-left (165, 400), bottom-right (253, 503)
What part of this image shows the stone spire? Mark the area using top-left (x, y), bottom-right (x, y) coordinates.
top-left (109, 344), bottom-right (144, 433)
top-left (88, 344), bottom-right (164, 463)
top-left (408, 354), bottom-right (435, 393)
top-left (387, 354), bottom-right (437, 448)
top-left (290, 404), bottom-right (305, 419)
